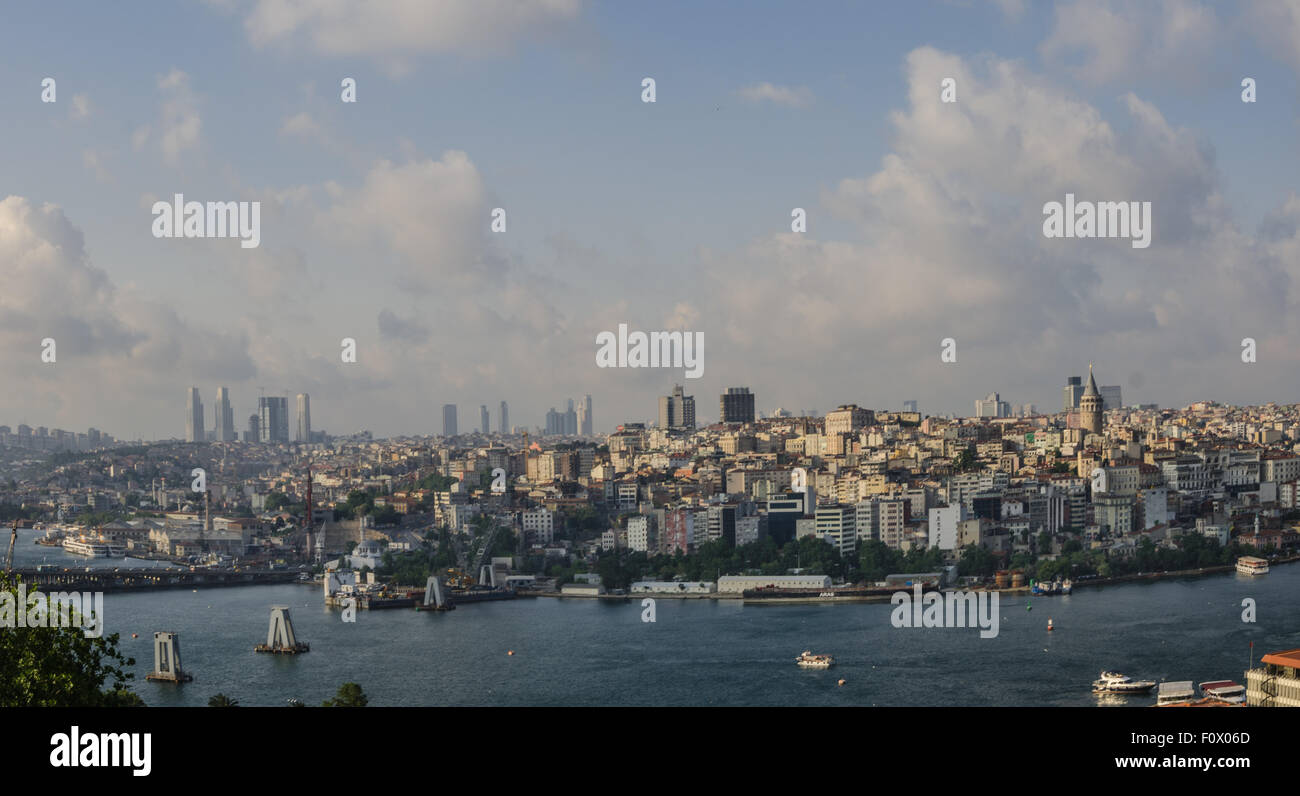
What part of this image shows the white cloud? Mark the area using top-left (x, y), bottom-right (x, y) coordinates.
top-left (737, 82), bottom-right (813, 108)
top-left (280, 111), bottom-right (321, 139)
top-left (242, 0), bottom-right (582, 63)
top-left (319, 151), bottom-right (498, 291)
top-left (70, 93), bottom-right (91, 120)
top-left (674, 46), bottom-right (1300, 412)
top-left (0, 197), bottom-right (257, 432)
top-left (1040, 0), bottom-right (1219, 86)
top-left (1243, 0), bottom-right (1300, 71)
top-left (134, 69), bottom-right (202, 165)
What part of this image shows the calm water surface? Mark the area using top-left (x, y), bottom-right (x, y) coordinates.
top-left (14, 530), bottom-right (1299, 706)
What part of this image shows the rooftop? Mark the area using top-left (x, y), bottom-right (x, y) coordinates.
top-left (1260, 648), bottom-right (1300, 668)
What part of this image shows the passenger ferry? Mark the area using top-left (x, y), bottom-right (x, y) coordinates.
top-left (62, 536), bottom-right (126, 558)
top-left (796, 650), bottom-right (835, 668)
top-left (1198, 680), bottom-right (1246, 704)
top-left (1092, 671), bottom-right (1156, 695)
top-left (1157, 681), bottom-right (1196, 705)
top-left (1236, 556), bottom-right (1269, 576)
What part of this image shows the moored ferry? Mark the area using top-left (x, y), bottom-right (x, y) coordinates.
top-left (1236, 556), bottom-right (1269, 576)
top-left (1198, 680), bottom-right (1246, 704)
top-left (62, 536), bottom-right (126, 558)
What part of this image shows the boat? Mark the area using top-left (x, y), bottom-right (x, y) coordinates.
top-left (1092, 671), bottom-right (1156, 695)
top-left (36, 526), bottom-right (68, 546)
top-left (1236, 556), bottom-right (1269, 576)
top-left (1157, 681), bottom-right (1196, 705)
top-left (1030, 578), bottom-right (1073, 596)
top-left (1198, 680), bottom-right (1246, 704)
top-left (62, 536), bottom-right (126, 558)
top-left (796, 650), bottom-right (834, 668)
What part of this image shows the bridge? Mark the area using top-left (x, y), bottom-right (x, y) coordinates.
top-left (8, 567), bottom-right (300, 592)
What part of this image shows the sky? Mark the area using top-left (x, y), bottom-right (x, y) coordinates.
top-left (1, 0), bottom-right (1300, 440)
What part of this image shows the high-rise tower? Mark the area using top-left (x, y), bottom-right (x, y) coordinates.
top-left (186, 387), bottom-right (204, 442)
top-left (296, 393), bottom-right (311, 442)
top-left (215, 387), bottom-right (235, 441)
top-left (579, 394), bottom-right (593, 436)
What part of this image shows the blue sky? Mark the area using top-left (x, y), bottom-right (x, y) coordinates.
top-left (1, 0), bottom-right (1299, 439)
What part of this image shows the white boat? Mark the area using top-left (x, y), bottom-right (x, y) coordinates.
top-left (1198, 680), bottom-right (1246, 704)
top-left (62, 537), bottom-right (126, 558)
top-left (1157, 681), bottom-right (1196, 705)
top-left (796, 650), bottom-right (834, 668)
top-left (1236, 556), bottom-right (1269, 576)
top-left (1092, 671), bottom-right (1156, 695)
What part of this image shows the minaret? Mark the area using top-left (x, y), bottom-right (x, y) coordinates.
top-left (1080, 362), bottom-right (1104, 436)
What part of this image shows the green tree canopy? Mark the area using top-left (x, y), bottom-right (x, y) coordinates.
top-left (0, 573), bottom-right (139, 707)
top-left (322, 682), bottom-right (368, 707)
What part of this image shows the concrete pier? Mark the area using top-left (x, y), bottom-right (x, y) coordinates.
top-left (146, 631), bottom-right (193, 683)
top-left (254, 605), bottom-right (310, 653)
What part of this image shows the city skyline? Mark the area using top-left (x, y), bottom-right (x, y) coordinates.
top-left (4, 363), bottom-right (1284, 445)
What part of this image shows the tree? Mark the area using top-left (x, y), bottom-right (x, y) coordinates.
top-left (264, 492), bottom-right (291, 512)
top-left (322, 682), bottom-right (368, 707)
top-left (208, 693), bottom-right (239, 707)
top-left (0, 573), bottom-right (139, 707)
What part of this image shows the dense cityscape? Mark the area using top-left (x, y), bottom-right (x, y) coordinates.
top-left (5, 366), bottom-right (1298, 589)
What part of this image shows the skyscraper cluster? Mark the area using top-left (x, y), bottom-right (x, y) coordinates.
top-left (186, 387), bottom-right (312, 443)
top-left (544, 395), bottom-right (593, 437)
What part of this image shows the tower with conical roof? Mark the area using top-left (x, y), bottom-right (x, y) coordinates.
top-left (1080, 362), bottom-right (1103, 435)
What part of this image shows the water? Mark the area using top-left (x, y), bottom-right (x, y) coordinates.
top-left (11, 527), bottom-right (179, 571)
top-left (52, 557), bottom-right (1298, 707)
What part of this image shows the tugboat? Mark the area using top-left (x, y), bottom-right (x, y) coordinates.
top-left (796, 650), bottom-right (835, 668)
top-left (1092, 671), bottom-right (1156, 695)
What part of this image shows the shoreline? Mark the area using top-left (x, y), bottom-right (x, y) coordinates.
top-left (525, 554), bottom-right (1300, 604)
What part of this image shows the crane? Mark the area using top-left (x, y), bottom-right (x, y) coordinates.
top-left (5, 519), bottom-right (17, 571)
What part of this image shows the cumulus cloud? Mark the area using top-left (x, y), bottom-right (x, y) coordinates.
top-left (0, 197), bottom-right (257, 433)
top-left (676, 46), bottom-right (1300, 412)
top-left (1040, 0), bottom-right (1219, 86)
top-left (319, 151), bottom-right (499, 291)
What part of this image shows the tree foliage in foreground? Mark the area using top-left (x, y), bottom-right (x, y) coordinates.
top-left (0, 573), bottom-right (141, 707)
